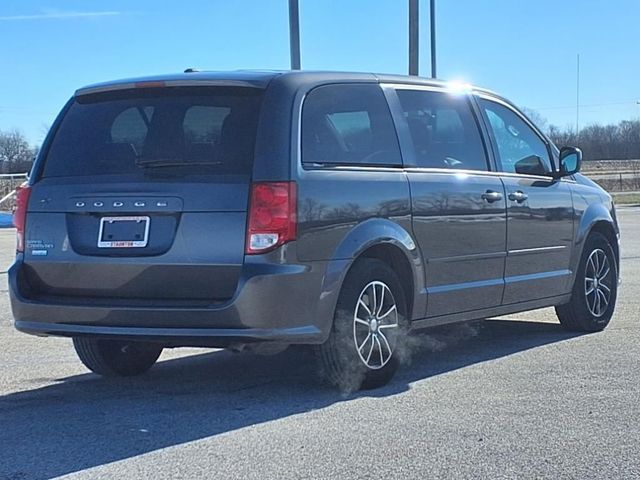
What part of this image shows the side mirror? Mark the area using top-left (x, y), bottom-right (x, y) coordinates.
top-left (558, 146), bottom-right (582, 177)
top-left (514, 155), bottom-right (548, 176)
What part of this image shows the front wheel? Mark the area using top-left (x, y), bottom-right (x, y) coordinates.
top-left (556, 232), bottom-right (618, 332)
top-left (73, 338), bottom-right (163, 377)
top-left (316, 259), bottom-right (408, 392)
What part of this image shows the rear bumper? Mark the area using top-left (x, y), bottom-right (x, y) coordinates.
top-left (9, 256), bottom-right (343, 347)
top-left (13, 321), bottom-right (322, 347)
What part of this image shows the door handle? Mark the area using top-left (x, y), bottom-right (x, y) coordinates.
top-left (508, 191), bottom-right (528, 202)
top-left (481, 190), bottom-right (503, 203)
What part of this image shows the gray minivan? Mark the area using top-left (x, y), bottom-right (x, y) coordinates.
top-left (9, 71), bottom-right (619, 391)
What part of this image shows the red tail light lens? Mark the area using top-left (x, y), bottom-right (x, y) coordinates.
top-left (246, 182), bottom-right (297, 254)
top-left (13, 183), bottom-right (31, 253)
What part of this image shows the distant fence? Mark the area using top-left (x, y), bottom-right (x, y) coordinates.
top-left (581, 159), bottom-right (640, 172)
top-left (0, 173), bottom-right (28, 211)
top-left (582, 159), bottom-right (640, 192)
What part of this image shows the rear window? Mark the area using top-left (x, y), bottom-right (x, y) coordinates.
top-left (42, 87), bottom-right (263, 179)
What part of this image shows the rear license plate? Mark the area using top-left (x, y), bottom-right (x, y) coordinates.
top-left (98, 216), bottom-right (150, 248)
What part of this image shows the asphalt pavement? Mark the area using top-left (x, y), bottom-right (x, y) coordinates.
top-left (1, 208), bottom-right (639, 479)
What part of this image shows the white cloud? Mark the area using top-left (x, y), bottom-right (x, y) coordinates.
top-left (0, 11), bottom-right (124, 21)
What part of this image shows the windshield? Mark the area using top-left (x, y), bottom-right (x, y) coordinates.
top-left (41, 86), bottom-right (263, 179)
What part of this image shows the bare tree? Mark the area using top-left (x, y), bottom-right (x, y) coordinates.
top-left (546, 120), bottom-right (640, 161)
top-left (520, 107), bottom-right (548, 134)
top-left (0, 129), bottom-right (36, 173)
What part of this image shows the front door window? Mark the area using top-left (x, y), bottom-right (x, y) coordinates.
top-left (479, 99), bottom-right (552, 176)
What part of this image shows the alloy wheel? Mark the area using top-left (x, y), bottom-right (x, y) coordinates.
top-left (584, 248), bottom-right (612, 318)
top-left (353, 281), bottom-right (399, 369)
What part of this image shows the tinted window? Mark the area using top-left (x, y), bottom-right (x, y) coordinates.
top-left (396, 89), bottom-right (488, 170)
top-left (183, 106), bottom-right (230, 144)
top-left (110, 107), bottom-right (150, 153)
top-left (43, 87), bottom-right (262, 179)
top-left (302, 84), bottom-right (402, 166)
top-left (479, 98), bottom-right (551, 175)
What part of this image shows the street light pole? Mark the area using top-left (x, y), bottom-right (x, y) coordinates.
top-left (289, 0), bottom-right (301, 70)
top-left (430, 0), bottom-right (436, 78)
top-left (576, 53), bottom-right (580, 135)
top-left (408, 0), bottom-right (419, 76)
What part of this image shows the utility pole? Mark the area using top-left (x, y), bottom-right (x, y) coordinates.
top-left (409, 0), bottom-right (419, 75)
top-left (289, 0), bottom-right (301, 70)
top-left (576, 53), bottom-right (580, 135)
top-left (430, 0), bottom-right (436, 78)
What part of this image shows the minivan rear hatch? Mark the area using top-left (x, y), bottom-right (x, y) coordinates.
top-left (23, 85), bottom-right (263, 304)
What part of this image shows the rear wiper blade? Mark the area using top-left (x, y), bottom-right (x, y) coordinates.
top-left (136, 159), bottom-right (222, 168)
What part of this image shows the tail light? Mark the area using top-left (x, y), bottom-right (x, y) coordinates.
top-left (246, 182), bottom-right (297, 254)
top-left (13, 183), bottom-right (31, 253)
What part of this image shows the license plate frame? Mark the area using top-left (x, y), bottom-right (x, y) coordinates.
top-left (97, 216), bottom-right (150, 248)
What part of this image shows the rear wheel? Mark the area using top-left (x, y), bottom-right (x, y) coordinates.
top-left (556, 232), bottom-right (618, 332)
top-left (316, 259), bottom-right (408, 392)
top-left (73, 338), bottom-right (162, 377)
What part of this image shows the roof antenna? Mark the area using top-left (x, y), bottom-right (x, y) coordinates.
top-left (184, 67), bottom-right (200, 73)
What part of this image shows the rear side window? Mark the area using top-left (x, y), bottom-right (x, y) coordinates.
top-left (396, 89), bottom-right (488, 171)
top-left (42, 87), bottom-right (263, 179)
top-left (301, 84), bottom-right (402, 167)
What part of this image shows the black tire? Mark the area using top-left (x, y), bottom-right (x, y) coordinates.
top-left (556, 232), bottom-right (618, 332)
top-left (316, 258), bottom-right (409, 392)
top-left (73, 338), bottom-right (162, 377)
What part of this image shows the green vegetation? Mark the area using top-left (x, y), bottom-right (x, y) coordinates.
top-left (613, 193), bottom-right (640, 205)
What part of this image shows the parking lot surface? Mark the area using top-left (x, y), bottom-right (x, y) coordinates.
top-left (1, 208), bottom-right (639, 479)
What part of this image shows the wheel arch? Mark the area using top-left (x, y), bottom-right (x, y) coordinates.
top-left (589, 221), bottom-right (619, 269)
top-left (358, 243), bottom-right (416, 319)
top-left (328, 219), bottom-right (425, 325)
top-left (557, 208), bottom-right (619, 332)
top-left (573, 202), bottom-right (620, 280)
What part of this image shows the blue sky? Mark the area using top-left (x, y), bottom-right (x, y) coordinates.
top-left (1, 0), bottom-right (639, 146)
